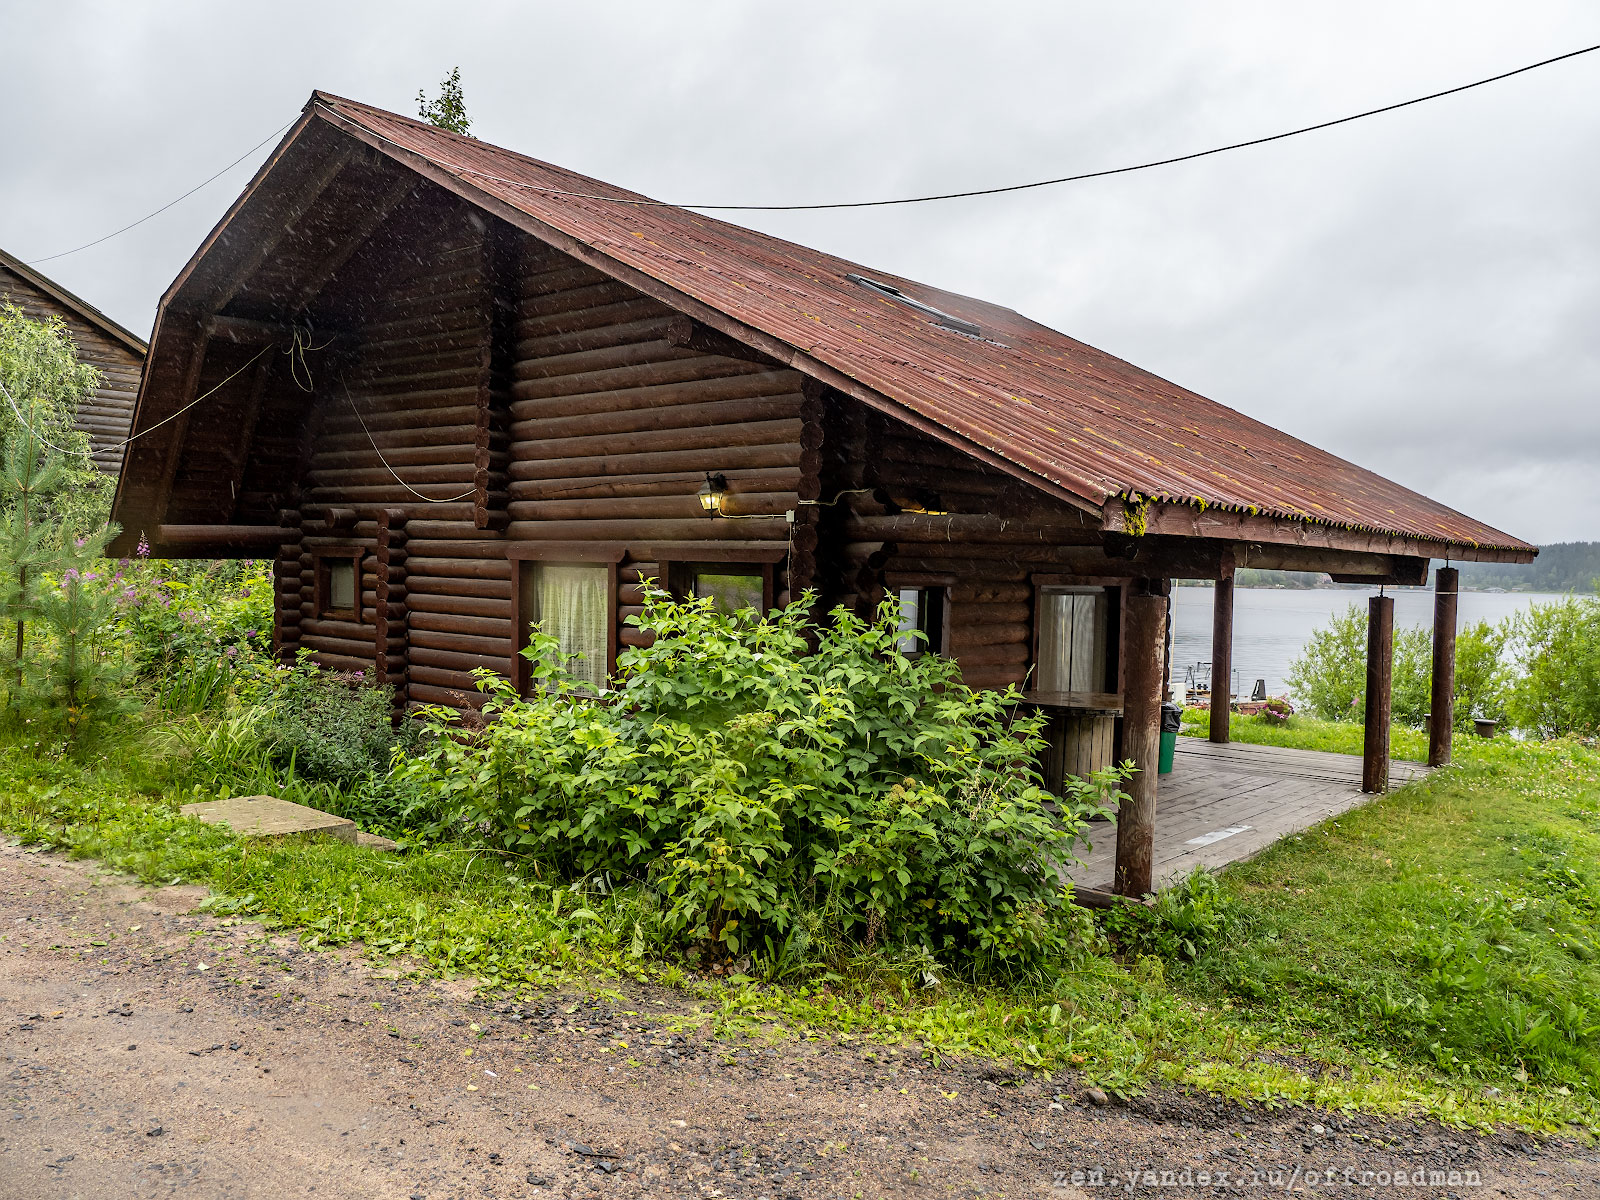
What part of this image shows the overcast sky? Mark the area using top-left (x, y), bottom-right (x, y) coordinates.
top-left (4, 2), bottom-right (1596, 542)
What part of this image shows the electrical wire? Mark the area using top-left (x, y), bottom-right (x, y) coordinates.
top-left (0, 341), bottom-right (272, 463)
top-left (339, 380), bottom-right (478, 503)
top-left (25, 120), bottom-right (296, 265)
top-left (325, 42), bottom-right (1598, 212)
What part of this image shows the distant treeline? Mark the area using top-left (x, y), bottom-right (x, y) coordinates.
top-left (1174, 542), bottom-right (1598, 593)
top-left (1454, 542), bottom-right (1599, 594)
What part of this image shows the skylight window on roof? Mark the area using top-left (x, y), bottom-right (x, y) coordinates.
top-left (845, 273), bottom-right (982, 338)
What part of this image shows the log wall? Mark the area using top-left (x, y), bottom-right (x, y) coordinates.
top-left (822, 402), bottom-right (1104, 691)
top-left (0, 262), bottom-right (145, 472)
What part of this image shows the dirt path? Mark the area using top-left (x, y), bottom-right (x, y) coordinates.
top-left (1, 845), bottom-right (1594, 1199)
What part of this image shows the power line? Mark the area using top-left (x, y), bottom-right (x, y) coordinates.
top-left (25, 121), bottom-right (295, 265)
top-left (334, 41), bottom-right (1599, 211)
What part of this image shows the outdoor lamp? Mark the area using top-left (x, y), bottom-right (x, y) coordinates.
top-left (697, 473), bottom-right (729, 517)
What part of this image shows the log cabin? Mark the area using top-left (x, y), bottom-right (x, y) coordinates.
top-left (108, 92), bottom-right (1536, 894)
top-left (1, 246), bottom-right (147, 471)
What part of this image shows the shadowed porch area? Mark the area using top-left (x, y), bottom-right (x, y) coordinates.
top-left (1066, 738), bottom-right (1432, 893)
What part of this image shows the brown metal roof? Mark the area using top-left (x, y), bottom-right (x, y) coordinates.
top-left (311, 92), bottom-right (1529, 554)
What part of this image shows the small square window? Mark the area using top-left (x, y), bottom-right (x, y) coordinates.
top-left (327, 561), bottom-right (355, 612)
top-left (690, 569), bottom-right (766, 615)
top-left (895, 587), bottom-right (945, 656)
top-left (318, 554), bottom-right (361, 619)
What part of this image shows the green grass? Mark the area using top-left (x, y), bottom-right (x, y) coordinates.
top-left (2, 712), bottom-right (1598, 1137)
top-left (1181, 707), bottom-right (1432, 761)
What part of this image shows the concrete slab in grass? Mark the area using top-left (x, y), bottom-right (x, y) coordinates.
top-left (179, 795), bottom-right (357, 845)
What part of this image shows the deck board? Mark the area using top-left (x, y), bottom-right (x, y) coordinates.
top-left (1066, 737), bottom-right (1431, 892)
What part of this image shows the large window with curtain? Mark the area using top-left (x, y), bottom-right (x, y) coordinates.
top-left (1036, 586), bottom-right (1110, 693)
top-left (519, 561), bottom-right (611, 692)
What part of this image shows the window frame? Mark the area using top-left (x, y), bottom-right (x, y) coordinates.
top-left (666, 561), bottom-right (776, 615)
top-left (507, 544), bottom-right (624, 695)
top-left (884, 571), bottom-right (953, 657)
top-left (1030, 574), bottom-right (1123, 694)
top-left (314, 546), bottom-right (365, 623)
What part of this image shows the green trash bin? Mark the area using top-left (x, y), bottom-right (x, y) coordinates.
top-left (1158, 703), bottom-right (1182, 775)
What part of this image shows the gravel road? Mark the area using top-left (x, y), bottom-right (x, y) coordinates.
top-left (2, 844), bottom-right (1595, 1199)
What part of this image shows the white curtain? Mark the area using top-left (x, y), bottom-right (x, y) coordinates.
top-left (1037, 588), bottom-right (1107, 692)
top-left (528, 563), bottom-right (609, 691)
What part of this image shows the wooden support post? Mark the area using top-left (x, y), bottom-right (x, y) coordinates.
top-left (1362, 594), bottom-right (1394, 793)
top-left (1429, 566), bottom-right (1458, 768)
top-left (1115, 584), bottom-right (1167, 897)
top-left (1209, 573), bottom-right (1234, 744)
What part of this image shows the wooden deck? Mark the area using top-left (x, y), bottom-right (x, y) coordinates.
top-left (1066, 738), bottom-right (1431, 892)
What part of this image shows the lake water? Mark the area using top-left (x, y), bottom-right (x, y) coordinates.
top-left (1170, 587), bottom-right (1569, 701)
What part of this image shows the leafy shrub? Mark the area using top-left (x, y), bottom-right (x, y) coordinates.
top-left (251, 652), bottom-right (407, 787)
top-left (398, 590), bottom-right (1126, 973)
top-left (1102, 868), bottom-right (1239, 961)
top-left (1503, 597), bottom-right (1600, 738)
top-left (1453, 619), bottom-right (1511, 728)
top-left (1289, 604), bottom-right (1511, 731)
top-left (119, 555), bottom-right (274, 711)
top-left (1287, 604), bottom-right (1368, 721)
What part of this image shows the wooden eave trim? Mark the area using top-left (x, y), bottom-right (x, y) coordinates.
top-left (1107, 498), bottom-right (1538, 566)
top-left (306, 102), bottom-right (1106, 522)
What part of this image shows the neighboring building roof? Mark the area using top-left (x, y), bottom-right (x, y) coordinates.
top-left (0, 247), bottom-right (147, 356)
top-left (302, 93), bottom-right (1530, 556)
top-left (0, 248), bottom-right (147, 472)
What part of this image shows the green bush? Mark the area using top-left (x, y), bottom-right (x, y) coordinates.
top-left (251, 652), bottom-right (408, 788)
top-left (118, 556), bottom-right (274, 711)
top-left (1504, 597), bottom-right (1600, 738)
top-left (1454, 619), bottom-right (1511, 728)
top-left (398, 589), bottom-right (1126, 973)
top-left (1289, 604), bottom-right (1516, 731)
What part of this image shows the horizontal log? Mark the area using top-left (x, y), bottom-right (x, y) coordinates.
top-left (509, 391), bottom-right (802, 442)
top-left (510, 365), bottom-right (800, 416)
top-left (408, 611), bottom-right (512, 640)
top-left (513, 418), bottom-right (803, 462)
top-left (954, 664), bottom-right (1029, 691)
top-left (508, 442), bottom-right (802, 483)
top-left (308, 651), bottom-right (377, 675)
top-left (952, 602), bottom-right (1032, 624)
top-left (405, 543), bottom-right (516, 564)
top-left (405, 592), bottom-right (513, 619)
top-left (407, 681), bottom-right (492, 710)
top-left (519, 261), bottom-right (611, 298)
top-left (302, 634), bottom-right (378, 660)
top-left (618, 627), bottom-right (656, 649)
top-left (511, 337), bottom-right (701, 382)
top-left (156, 524), bottom-right (285, 547)
top-left (408, 664), bottom-right (501, 692)
top-left (953, 642), bottom-right (1030, 667)
top-left (519, 278), bottom-right (637, 319)
top-left (948, 623), bottom-right (1031, 650)
top-left (514, 315), bottom-right (677, 361)
top-left (507, 467), bottom-right (802, 503)
top-left (409, 631), bottom-right (514, 663)
top-left (408, 648), bottom-right (512, 677)
top-left (514, 298), bottom-right (665, 346)
top-left (502, 517), bottom-right (790, 542)
top-left (951, 582), bottom-right (1032, 604)
top-left (404, 570), bottom-right (512, 594)
top-left (505, 492), bottom-right (797, 523)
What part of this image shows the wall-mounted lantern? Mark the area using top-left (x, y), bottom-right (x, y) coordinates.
top-left (697, 473), bottom-right (729, 518)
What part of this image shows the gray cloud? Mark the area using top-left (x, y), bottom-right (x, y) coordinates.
top-left (4, 0), bottom-right (1594, 540)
